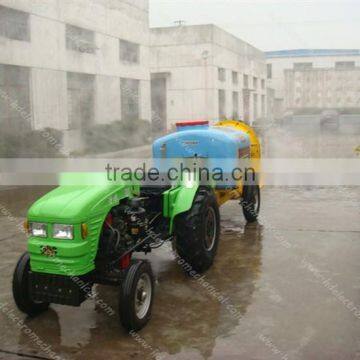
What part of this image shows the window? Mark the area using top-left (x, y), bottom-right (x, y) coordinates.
top-left (253, 77), bottom-right (258, 89)
top-left (66, 24), bottom-right (96, 54)
top-left (243, 74), bottom-right (249, 89)
top-left (335, 61), bottom-right (355, 69)
top-left (121, 78), bottom-right (140, 121)
top-left (0, 5), bottom-right (30, 42)
top-left (67, 72), bottom-right (95, 130)
top-left (232, 91), bottom-right (239, 120)
top-left (0, 64), bottom-right (31, 131)
top-left (120, 39), bottom-right (140, 63)
top-left (218, 89), bottom-right (226, 119)
top-left (218, 68), bottom-right (226, 82)
top-left (261, 95), bottom-right (266, 117)
top-left (261, 79), bottom-right (265, 90)
top-left (151, 75), bottom-right (167, 133)
top-left (294, 62), bottom-right (313, 70)
top-left (253, 93), bottom-right (258, 120)
top-left (267, 63), bottom-right (272, 79)
top-left (232, 71), bottom-right (238, 85)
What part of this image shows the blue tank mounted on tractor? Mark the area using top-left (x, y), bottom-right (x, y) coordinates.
top-left (153, 120), bottom-right (251, 159)
top-left (153, 120), bottom-right (259, 189)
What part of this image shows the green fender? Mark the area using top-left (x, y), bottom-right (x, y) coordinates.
top-left (163, 180), bottom-right (200, 234)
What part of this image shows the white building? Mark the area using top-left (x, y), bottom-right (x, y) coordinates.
top-left (284, 65), bottom-right (360, 112)
top-left (150, 25), bottom-right (267, 131)
top-left (0, 0), bottom-right (150, 153)
top-left (266, 49), bottom-right (360, 117)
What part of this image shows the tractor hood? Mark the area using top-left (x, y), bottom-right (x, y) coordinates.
top-left (28, 184), bottom-right (135, 223)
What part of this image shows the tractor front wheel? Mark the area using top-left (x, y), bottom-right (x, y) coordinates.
top-left (119, 260), bottom-right (154, 332)
top-left (12, 252), bottom-right (49, 316)
top-left (174, 188), bottom-right (220, 274)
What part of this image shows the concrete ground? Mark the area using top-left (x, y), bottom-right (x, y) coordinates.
top-left (0, 122), bottom-right (359, 360)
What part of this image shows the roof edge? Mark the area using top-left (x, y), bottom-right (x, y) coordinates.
top-left (266, 49), bottom-right (360, 59)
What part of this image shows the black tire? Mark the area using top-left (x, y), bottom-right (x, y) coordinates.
top-left (12, 252), bottom-right (49, 316)
top-left (241, 185), bottom-right (260, 223)
top-left (119, 260), bottom-right (154, 332)
top-left (174, 188), bottom-right (220, 274)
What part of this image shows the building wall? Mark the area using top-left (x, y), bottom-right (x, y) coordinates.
top-left (212, 28), bottom-right (267, 123)
top-left (0, 0), bottom-right (150, 153)
top-left (266, 50), bottom-right (360, 116)
top-left (150, 25), bottom-right (266, 129)
top-left (285, 67), bottom-right (360, 111)
top-left (267, 54), bottom-right (360, 99)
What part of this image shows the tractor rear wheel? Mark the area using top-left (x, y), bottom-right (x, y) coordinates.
top-left (12, 252), bottom-right (49, 316)
top-left (174, 188), bottom-right (220, 274)
top-left (241, 185), bottom-right (260, 223)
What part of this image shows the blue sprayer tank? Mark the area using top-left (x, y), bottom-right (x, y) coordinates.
top-left (152, 120), bottom-right (256, 187)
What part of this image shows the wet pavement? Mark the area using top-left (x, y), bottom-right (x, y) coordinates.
top-left (0, 123), bottom-right (359, 360)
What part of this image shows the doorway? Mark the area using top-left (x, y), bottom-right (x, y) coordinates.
top-left (151, 74), bottom-right (168, 134)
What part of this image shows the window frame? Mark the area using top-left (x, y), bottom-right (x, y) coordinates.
top-left (335, 61), bottom-right (355, 70)
top-left (267, 63), bottom-right (272, 79)
top-left (293, 62), bottom-right (313, 70)
top-left (66, 72), bottom-right (95, 130)
top-left (121, 78), bottom-right (141, 121)
top-left (66, 24), bottom-right (96, 54)
top-left (119, 39), bottom-right (140, 64)
top-left (218, 68), bottom-right (226, 82)
top-left (218, 89), bottom-right (226, 119)
top-left (243, 74), bottom-right (249, 89)
top-left (0, 64), bottom-right (32, 131)
top-left (232, 71), bottom-right (238, 85)
top-left (232, 91), bottom-right (239, 119)
top-left (253, 77), bottom-right (258, 89)
top-left (0, 5), bottom-right (30, 42)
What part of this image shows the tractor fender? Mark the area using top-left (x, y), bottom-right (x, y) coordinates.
top-left (163, 183), bottom-right (200, 234)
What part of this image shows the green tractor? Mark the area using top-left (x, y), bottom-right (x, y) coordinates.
top-left (13, 120), bottom-right (261, 331)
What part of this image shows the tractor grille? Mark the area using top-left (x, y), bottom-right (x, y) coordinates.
top-left (29, 271), bottom-right (92, 306)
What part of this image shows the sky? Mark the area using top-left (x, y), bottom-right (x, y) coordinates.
top-left (149, 0), bottom-right (360, 52)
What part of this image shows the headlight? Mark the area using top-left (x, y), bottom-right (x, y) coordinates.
top-left (53, 224), bottom-right (74, 240)
top-left (29, 222), bottom-right (47, 238)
